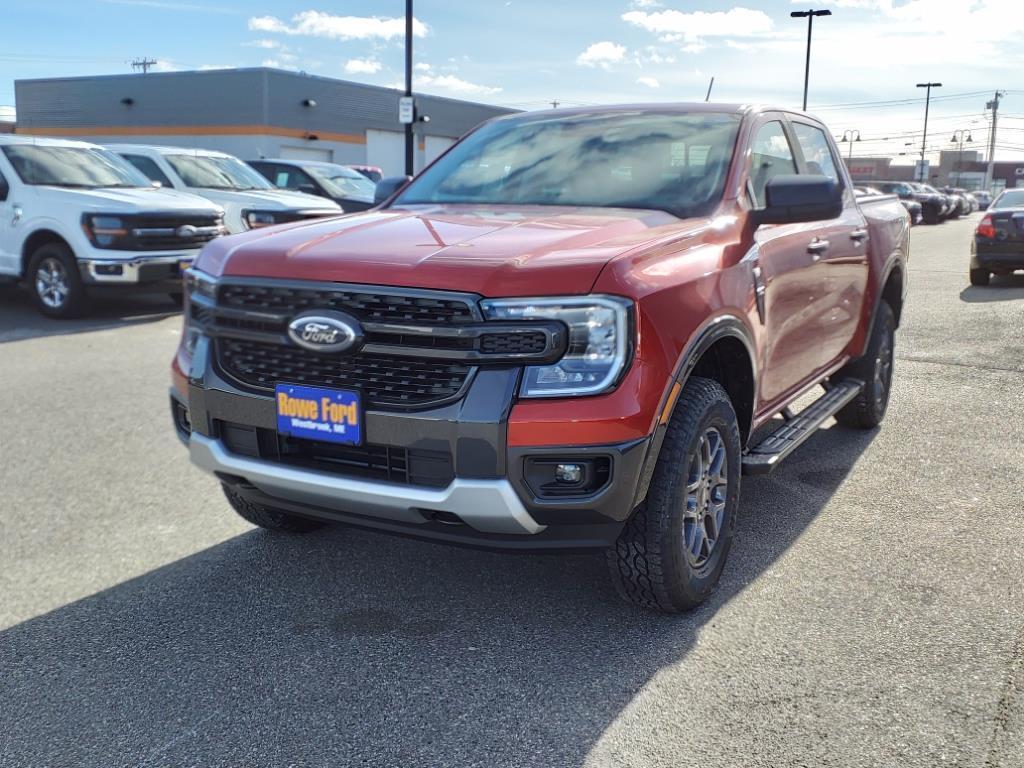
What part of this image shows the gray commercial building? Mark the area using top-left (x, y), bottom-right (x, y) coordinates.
top-left (14, 67), bottom-right (514, 175)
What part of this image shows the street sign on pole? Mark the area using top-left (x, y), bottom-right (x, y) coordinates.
top-left (398, 96), bottom-right (414, 125)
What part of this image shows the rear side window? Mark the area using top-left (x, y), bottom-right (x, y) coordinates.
top-left (274, 166), bottom-right (316, 192)
top-left (748, 121), bottom-right (797, 208)
top-left (792, 122), bottom-right (841, 184)
top-left (122, 154), bottom-right (173, 188)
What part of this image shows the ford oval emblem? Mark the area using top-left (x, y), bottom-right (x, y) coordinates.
top-left (175, 224), bottom-right (198, 238)
top-left (287, 311), bottom-right (363, 354)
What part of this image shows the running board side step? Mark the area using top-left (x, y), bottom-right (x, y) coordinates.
top-left (742, 379), bottom-right (864, 476)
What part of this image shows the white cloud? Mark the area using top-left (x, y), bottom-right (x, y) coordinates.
top-left (245, 39), bottom-right (281, 49)
top-left (415, 74), bottom-right (502, 96)
top-left (344, 58), bottom-right (382, 75)
top-left (198, 64), bottom-right (236, 71)
top-left (623, 7), bottom-right (773, 43)
top-left (151, 59), bottom-right (181, 72)
top-left (414, 62), bottom-right (432, 71)
top-left (576, 41), bottom-right (627, 69)
top-left (636, 76), bottom-right (660, 88)
top-left (249, 12), bottom-right (427, 40)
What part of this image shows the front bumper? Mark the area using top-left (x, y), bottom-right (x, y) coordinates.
top-left (172, 338), bottom-right (651, 550)
top-left (80, 253), bottom-right (197, 285)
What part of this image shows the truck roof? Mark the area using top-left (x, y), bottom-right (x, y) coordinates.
top-left (104, 143), bottom-right (236, 158)
top-left (0, 134), bottom-right (103, 149)
top-left (488, 102), bottom-right (811, 121)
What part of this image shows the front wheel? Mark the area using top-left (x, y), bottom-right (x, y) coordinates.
top-left (607, 377), bottom-right (741, 613)
top-left (27, 242), bottom-right (89, 318)
top-left (834, 302), bottom-right (896, 429)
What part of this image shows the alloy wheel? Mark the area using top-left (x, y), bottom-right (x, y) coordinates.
top-left (683, 427), bottom-right (729, 568)
top-left (35, 257), bottom-right (69, 309)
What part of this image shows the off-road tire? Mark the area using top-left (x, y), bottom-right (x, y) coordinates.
top-left (834, 302), bottom-right (896, 429)
top-left (27, 242), bottom-right (90, 318)
top-left (222, 484), bottom-right (326, 533)
top-left (969, 268), bottom-right (990, 287)
top-left (606, 377), bottom-right (741, 613)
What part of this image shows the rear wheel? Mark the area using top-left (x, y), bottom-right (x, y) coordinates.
top-left (222, 484), bottom-right (326, 533)
top-left (834, 302), bottom-right (896, 429)
top-left (607, 377), bottom-right (741, 613)
top-left (970, 268), bottom-right (990, 287)
top-left (27, 242), bottom-right (89, 318)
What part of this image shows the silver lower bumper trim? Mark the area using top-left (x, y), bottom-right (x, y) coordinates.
top-left (80, 253), bottom-right (196, 284)
top-left (189, 433), bottom-right (545, 536)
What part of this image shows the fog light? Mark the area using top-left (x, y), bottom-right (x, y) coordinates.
top-left (94, 263), bottom-right (124, 276)
top-left (555, 463), bottom-right (583, 484)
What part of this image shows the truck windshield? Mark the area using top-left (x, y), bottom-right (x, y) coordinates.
top-left (2, 145), bottom-right (150, 188)
top-left (166, 154), bottom-right (274, 191)
top-left (307, 165), bottom-right (376, 202)
top-left (394, 111), bottom-right (741, 218)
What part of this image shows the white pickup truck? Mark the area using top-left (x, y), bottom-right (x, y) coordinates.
top-left (0, 135), bottom-right (226, 317)
top-left (107, 145), bottom-right (342, 234)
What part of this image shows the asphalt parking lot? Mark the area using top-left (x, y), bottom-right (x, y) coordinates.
top-left (1, 215), bottom-right (1022, 767)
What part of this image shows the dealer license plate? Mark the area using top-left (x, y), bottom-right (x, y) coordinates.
top-left (275, 383), bottom-right (363, 446)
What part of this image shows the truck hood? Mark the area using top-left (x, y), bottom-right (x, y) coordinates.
top-left (199, 204), bottom-right (695, 296)
top-left (38, 185), bottom-right (223, 214)
top-left (190, 187), bottom-right (341, 212)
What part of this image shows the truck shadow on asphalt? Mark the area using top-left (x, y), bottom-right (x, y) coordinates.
top-left (0, 284), bottom-right (180, 343)
top-left (0, 424), bottom-right (877, 766)
top-left (959, 273), bottom-right (1024, 303)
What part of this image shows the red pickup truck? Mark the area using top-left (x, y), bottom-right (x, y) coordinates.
top-left (171, 104), bottom-right (909, 612)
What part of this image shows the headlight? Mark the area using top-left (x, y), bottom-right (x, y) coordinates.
top-left (82, 214), bottom-right (130, 248)
top-left (183, 267), bottom-right (218, 302)
top-left (243, 210), bottom-right (279, 229)
top-left (480, 296), bottom-right (633, 398)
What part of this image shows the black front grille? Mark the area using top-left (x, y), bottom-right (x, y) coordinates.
top-left (480, 330), bottom-right (547, 355)
top-left (217, 338), bottom-right (473, 408)
top-left (132, 214), bottom-right (223, 251)
top-left (218, 284), bottom-right (477, 325)
top-left (219, 422), bottom-right (453, 488)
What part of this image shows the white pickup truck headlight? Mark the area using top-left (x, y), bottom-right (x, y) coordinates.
top-left (481, 296), bottom-right (633, 398)
top-left (243, 210), bottom-right (279, 229)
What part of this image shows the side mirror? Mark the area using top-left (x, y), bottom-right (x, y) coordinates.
top-left (298, 183), bottom-right (320, 196)
top-left (755, 175), bottom-right (843, 225)
top-left (374, 175), bottom-right (412, 205)
top-left (0, 177), bottom-right (8, 202)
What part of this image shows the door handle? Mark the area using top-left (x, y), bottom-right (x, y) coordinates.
top-left (850, 228), bottom-right (868, 243)
top-left (807, 239), bottom-right (830, 259)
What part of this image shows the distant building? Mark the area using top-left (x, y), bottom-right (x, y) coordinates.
top-left (13, 68), bottom-right (515, 175)
top-left (844, 157), bottom-right (917, 183)
top-left (846, 149), bottom-right (1024, 192)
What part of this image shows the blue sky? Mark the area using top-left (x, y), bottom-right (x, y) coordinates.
top-left (2, 0), bottom-right (1023, 161)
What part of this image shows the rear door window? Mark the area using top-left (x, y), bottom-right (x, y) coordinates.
top-left (791, 122), bottom-right (841, 184)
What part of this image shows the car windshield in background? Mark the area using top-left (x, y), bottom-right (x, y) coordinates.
top-left (394, 111), bottom-right (742, 218)
top-left (992, 190), bottom-right (1024, 209)
top-left (167, 154), bottom-right (273, 191)
top-left (307, 165), bottom-right (376, 202)
top-left (2, 145), bottom-right (150, 188)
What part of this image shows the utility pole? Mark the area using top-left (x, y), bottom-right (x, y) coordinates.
top-left (790, 9), bottom-right (832, 111)
top-left (550, 100), bottom-right (559, 109)
top-left (131, 58), bottom-right (157, 74)
top-left (950, 129), bottom-right (973, 188)
top-left (985, 90), bottom-right (1005, 191)
top-left (840, 129), bottom-right (861, 163)
top-left (916, 82), bottom-right (942, 182)
top-left (404, 0), bottom-right (414, 177)
top-left (704, 77), bottom-right (715, 102)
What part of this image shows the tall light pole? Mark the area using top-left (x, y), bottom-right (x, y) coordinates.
top-left (916, 82), bottom-right (942, 182)
top-left (840, 130), bottom-right (861, 163)
top-left (404, 0), bottom-right (414, 177)
top-left (950, 130), bottom-right (973, 188)
top-left (791, 9), bottom-right (832, 111)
